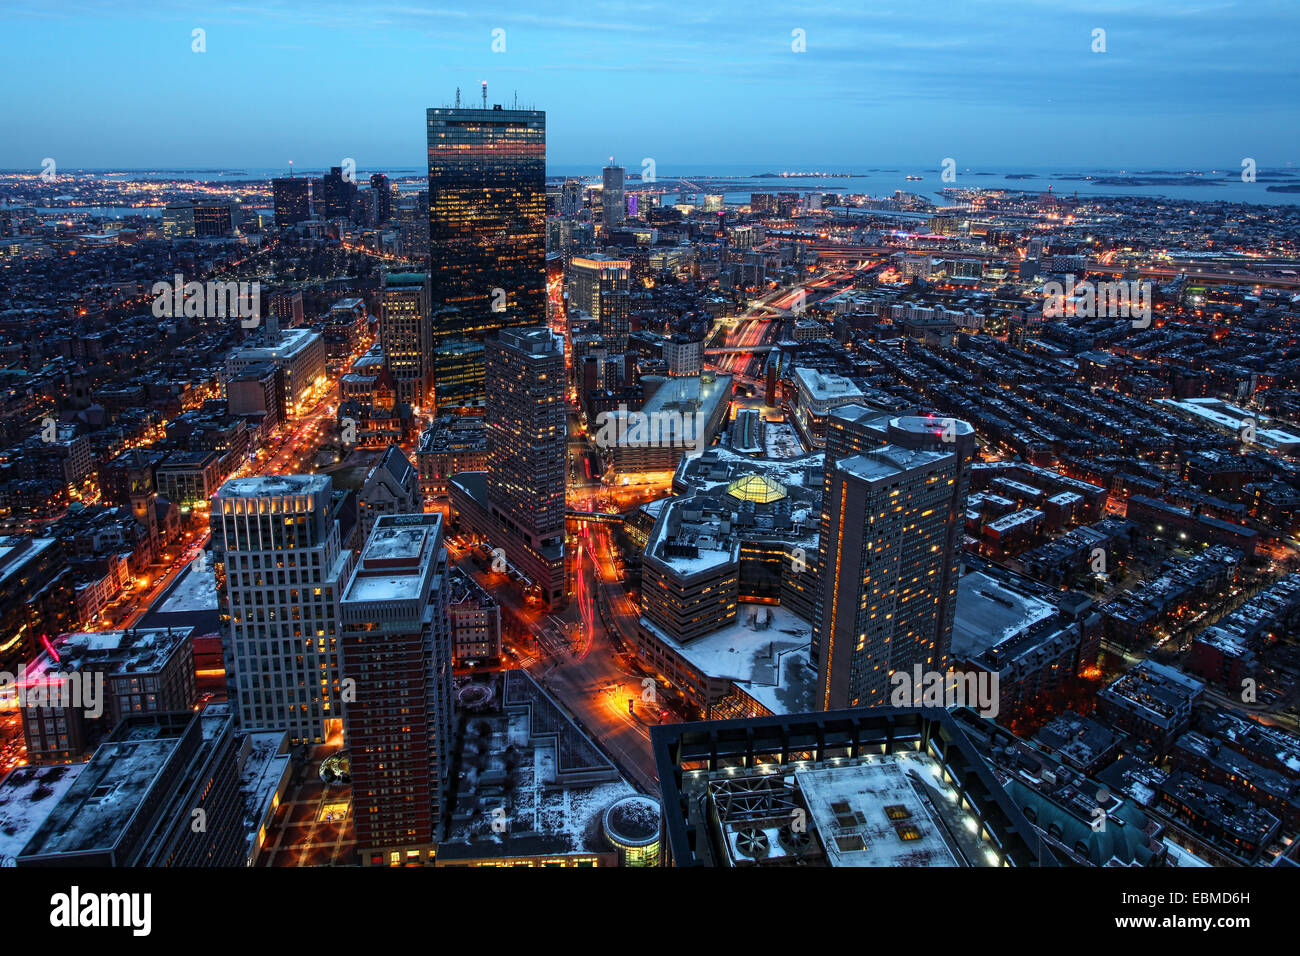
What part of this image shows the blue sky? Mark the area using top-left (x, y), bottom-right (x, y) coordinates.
top-left (2, 0), bottom-right (1297, 171)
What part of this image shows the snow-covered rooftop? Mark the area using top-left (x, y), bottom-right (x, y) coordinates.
top-left (0, 764), bottom-right (85, 865)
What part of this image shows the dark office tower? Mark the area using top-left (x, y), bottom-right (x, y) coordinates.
top-left (486, 328), bottom-right (566, 604)
top-left (816, 444), bottom-right (964, 712)
top-left (340, 513), bottom-right (454, 867)
top-left (317, 165), bottom-right (357, 221)
top-left (370, 172), bottom-right (392, 226)
top-left (602, 163), bottom-right (625, 231)
top-left (381, 271), bottom-right (433, 410)
top-left (425, 103), bottom-right (546, 404)
top-left (568, 254), bottom-right (630, 353)
top-left (432, 331), bottom-right (485, 413)
top-left (192, 202), bottom-right (235, 237)
top-left (272, 176), bottom-right (311, 227)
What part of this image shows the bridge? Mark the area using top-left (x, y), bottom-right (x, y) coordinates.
top-left (1086, 262), bottom-right (1300, 289)
top-left (566, 510), bottom-right (625, 525)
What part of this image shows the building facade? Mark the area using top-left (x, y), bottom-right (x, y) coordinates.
top-left (211, 475), bottom-right (356, 745)
top-left (339, 513), bottom-right (454, 866)
top-left (426, 104), bottom-right (547, 406)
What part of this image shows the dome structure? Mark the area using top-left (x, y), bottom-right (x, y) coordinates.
top-left (726, 474), bottom-right (787, 504)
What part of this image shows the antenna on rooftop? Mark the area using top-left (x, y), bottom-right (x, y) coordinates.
top-left (455, 87), bottom-right (460, 108)
top-left (513, 90), bottom-right (518, 109)
top-left (481, 80), bottom-right (487, 109)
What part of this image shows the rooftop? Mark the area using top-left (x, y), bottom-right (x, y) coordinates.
top-left (217, 473), bottom-right (331, 499)
top-left (0, 764), bottom-right (85, 864)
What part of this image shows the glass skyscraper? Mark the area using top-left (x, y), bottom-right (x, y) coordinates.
top-left (272, 176), bottom-right (310, 227)
top-left (426, 104), bottom-right (546, 407)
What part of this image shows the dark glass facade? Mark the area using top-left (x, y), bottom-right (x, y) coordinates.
top-left (426, 105), bottom-right (547, 407)
top-left (271, 176), bottom-right (310, 227)
top-left (432, 333), bottom-right (485, 413)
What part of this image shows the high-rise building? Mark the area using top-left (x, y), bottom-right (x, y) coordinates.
top-left (211, 475), bottom-right (356, 745)
top-left (396, 189), bottom-right (429, 262)
top-left (272, 176), bottom-right (311, 227)
top-left (425, 103), bottom-right (546, 406)
top-left (569, 255), bottom-right (631, 353)
top-left (812, 406), bottom-right (974, 667)
top-left (192, 202), bottom-right (236, 237)
top-left (602, 163), bottom-right (625, 231)
top-left (162, 203), bottom-right (195, 239)
top-left (315, 165), bottom-right (357, 221)
top-left (815, 433), bottom-right (969, 711)
top-left (380, 271), bottom-right (433, 410)
top-left (17, 709), bottom-right (245, 867)
top-left (448, 328), bottom-right (566, 607)
top-left (269, 289), bottom-right (305, 328)
top-left (487, 328), bottom-right (566, 593)
top-left (339, 512), bottom-right (454, 866)
top-left (369, 172), bottom-right (392, 226)
top-left (560, 177), bottom-right (583, 218)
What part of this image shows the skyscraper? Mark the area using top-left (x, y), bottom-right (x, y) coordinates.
top-left (212, 475), bottom-right (356, 744)
top-left (815, 445), bottom-right (964, 711)
top-left (380, 271), bottom-right (433, 410)
top-left (602, 163), bottom-right (625, 231)
top-left (339, 512), bottom-right (453, 866)
top-left (272, 176), bottom-right (311, 227)
top-left (569, 254), bottom-right (631, 354)
top-left (816, 408), bottom-right (972, 712)
top-left (560, 177), bottom-right (583, 218)
top-left (315, 165), bottom-right (357, 221)
top-left (812, 406), bottom-right (974, 667)
top-left (449, 328), bottom-right (566, 607)
top-left (369, 172), bottom-right (392, 226)
top-left (426, 102), bottom-right (546, 406)
top-left (486, 328), bottom-right (566, 603)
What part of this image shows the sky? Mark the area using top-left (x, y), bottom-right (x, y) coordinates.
top-left (1, 0), bottom-right (1297, 172)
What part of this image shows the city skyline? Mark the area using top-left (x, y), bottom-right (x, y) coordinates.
top-left (2, 0), bottom-right (1298, 169)
top-left (5, 0), bottom-right (1300, 905)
